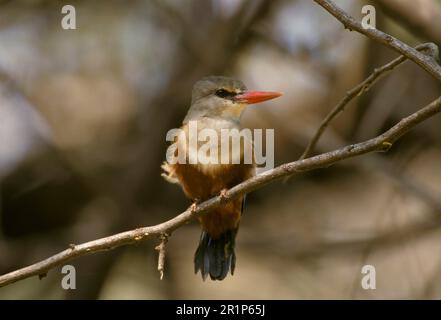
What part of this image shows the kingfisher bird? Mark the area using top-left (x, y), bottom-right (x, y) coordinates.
top-left (162, 76), bottom-right (282, 280)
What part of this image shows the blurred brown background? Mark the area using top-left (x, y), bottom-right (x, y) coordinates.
top-left (0, 0), bottom-right (440, 299)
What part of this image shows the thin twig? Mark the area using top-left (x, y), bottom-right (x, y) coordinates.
top-left (300, 43), bottom-right (438, 159)
top-left (313, 0), bottom-right (441, 82)
top-left (0, 96), bottom-right (440, 288)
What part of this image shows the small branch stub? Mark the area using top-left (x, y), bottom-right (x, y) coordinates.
top-left (155, 233), bottom-right (169, 280)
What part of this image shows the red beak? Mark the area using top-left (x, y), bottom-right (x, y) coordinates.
top-left (235, 91), bottom-right (283, 104)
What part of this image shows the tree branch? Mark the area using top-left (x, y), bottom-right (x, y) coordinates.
top-left (0, 96), bottom-right (440, 288)
top-left (313, 0), bottom-right (441, 82)
top-left (300, 43), bottom-right (438, 159)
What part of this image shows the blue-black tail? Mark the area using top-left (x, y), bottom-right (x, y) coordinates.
top-left (194, 229), bottom-right (237, 281)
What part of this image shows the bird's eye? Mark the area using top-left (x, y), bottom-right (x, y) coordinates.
top-left (215, 89), bottom-right (233, 98)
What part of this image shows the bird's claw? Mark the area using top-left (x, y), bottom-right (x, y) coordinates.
top-left (190, 199), bottom-right (200, 213)
top-left (161, 162), bottom-right (180, 184)
top-left (219, 189), bottom-right (229, 202)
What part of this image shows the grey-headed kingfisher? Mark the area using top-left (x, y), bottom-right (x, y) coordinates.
top-left (162, 76), bottom-right (282, 280)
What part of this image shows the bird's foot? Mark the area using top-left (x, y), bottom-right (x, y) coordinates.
top-left (219, 188), bottom-right (229, 203)
top-left (190, 198), bottom-right (201, 213)
top-left (161, 162), bottom-right (180, 184)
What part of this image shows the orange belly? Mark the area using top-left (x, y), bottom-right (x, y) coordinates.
top-left (174, 162), bottom-right (253, 238)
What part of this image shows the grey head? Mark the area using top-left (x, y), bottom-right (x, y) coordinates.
top-left (184, 76), bottom-right (248, 123)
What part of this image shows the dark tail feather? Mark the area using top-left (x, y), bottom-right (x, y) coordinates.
top-left (194, 229), bottom-right (237, 281)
